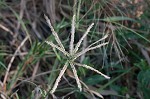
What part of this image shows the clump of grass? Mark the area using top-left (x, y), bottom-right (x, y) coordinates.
top-left (44, 14), bottom-right (110, 94)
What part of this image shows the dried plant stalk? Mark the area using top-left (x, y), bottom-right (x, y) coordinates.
top-left (74, 62), bottom-right (110, 79)
top-left (51, 62), bottom-right (68, 93)
top-left (44, 15), bottom-right (65, 51)
top-left (74, 23), bottom-right (94, 53)
top-left (45, 41), bottom-right (69, 56)
top-left (69, 62), bottom-right (82, 91)
top-left (70, 15), bottom-right (76, 55)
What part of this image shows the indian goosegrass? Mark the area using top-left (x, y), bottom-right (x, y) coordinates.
top-left (44, 15), bottom-right (110, 94)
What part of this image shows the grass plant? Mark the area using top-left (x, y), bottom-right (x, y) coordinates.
top-left (45, 15), bottom-right (110, 94)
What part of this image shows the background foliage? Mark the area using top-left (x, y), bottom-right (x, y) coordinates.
top-left (0, 0), bottom-right (150, 98)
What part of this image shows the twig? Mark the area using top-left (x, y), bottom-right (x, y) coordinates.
top-left (2, 37), bottom-right (29, 90)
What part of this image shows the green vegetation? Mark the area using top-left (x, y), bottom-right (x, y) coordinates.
top-left (0, 0), bottom-right (150, 98)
